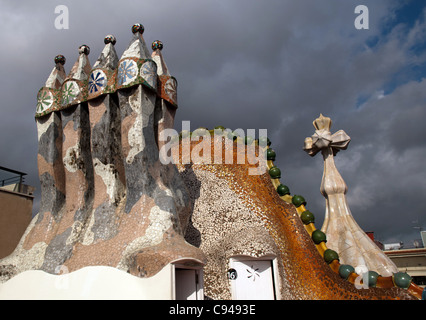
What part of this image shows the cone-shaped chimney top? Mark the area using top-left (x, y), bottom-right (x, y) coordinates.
top-left (120, 24), bottom-right (150, 60)
top-left (151, 40), bottom-right (177, 107)
top-left (151, 40), bottom-right (170, 76)
top-left (45, 55), bottom-right (67, 89)
top-left (36, 55), bottom-right (67, 117)
top-left (92, 35), bottom-right (119, 71)
top-left (88, 35), bottom-right (119, 98)
top-left (66, 45), bottom-right (91, 82)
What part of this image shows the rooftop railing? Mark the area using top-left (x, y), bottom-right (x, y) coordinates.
top-left (0, 166), bottom-right (27, 193)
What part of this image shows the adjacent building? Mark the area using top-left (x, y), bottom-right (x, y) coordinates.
top-left (384, 233), bottom-right (426, 288)
top-left (0, 167), bottom-right (34, 259)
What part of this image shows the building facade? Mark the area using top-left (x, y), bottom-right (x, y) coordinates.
top-left (385, 248), bottom-right (426, 288)
top-left (0, 167), bottom-right (34, 259)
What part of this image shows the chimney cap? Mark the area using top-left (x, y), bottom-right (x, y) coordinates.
top-left (152, 40), bottom-right (163, 51)
top-left (54, 54), bottom-right (66, 65)
top-left (104, 34), bottom-right (117, 45)
top-left (131, 23), bottom-right (144, 34)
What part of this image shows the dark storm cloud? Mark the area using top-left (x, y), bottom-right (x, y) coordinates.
top-left (0, 0), bottom-right (425, 245)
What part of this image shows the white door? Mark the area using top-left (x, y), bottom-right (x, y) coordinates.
top-left (175, 269), bottom-right (199, 300)
top-left (230, 260), bottom-right (275, 300)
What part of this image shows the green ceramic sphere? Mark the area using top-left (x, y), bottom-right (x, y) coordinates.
top-left (393, 272), bottom-right (412, 289)
top-left (292, 195), bottom-right (306, 207)
top-left (266, 149), bottom-right (276, 161)
top-left (214, 125), bottom-right (226, 131)
top-left (179, 130), bottom-right (191, 139)
top-left (339, 265), bottom-right (355, 280)
top-left (227, 131), bottom-right (240, 141)
top-left (258, 136), bottom-right (271, 147)
top-left (300, 210), bottom-right (315, 225)
top-left (269, 166), bottom-right (281, 179)
top-left (245, 136), bottom-right (254, 145)
top-left (170, 134), bottom-right (180, 144)
top-left (311, 230), bottom-right (327, 244)
top-left (276, 184), bottom-right (290, 196)
top-left (323, 249), bottom-right (339, 264)
top-left (192, 128), bottom-right (209, 138)
top-left (366, 271), bottom-right (379, 288)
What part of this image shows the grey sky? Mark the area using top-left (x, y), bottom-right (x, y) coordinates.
top-left (0, 0), bottom-right (425, 245)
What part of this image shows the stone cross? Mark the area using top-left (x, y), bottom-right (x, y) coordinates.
top-left (304, 114), bottom-right (398, 277)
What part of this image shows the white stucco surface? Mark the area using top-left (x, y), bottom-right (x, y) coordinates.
top-left (0, 265), bottom-right (173, 300)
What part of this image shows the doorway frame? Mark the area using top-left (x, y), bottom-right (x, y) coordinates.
top-left (172, 259), bottom-right (204, 300)
top-left (228, 255), bottom-right (280, 300)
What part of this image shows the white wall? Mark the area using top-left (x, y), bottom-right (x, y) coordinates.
top-left (0, 265), bottom-right (174, 300)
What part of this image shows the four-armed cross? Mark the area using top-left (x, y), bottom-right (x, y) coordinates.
top-left (304, 114), bottom-right (398, 277)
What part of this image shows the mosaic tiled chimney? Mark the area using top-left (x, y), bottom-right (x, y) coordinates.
top-left (0, 24), bottom-right (205, 281)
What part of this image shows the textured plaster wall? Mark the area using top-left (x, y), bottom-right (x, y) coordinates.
top-left (181, 168), bottom-right (282, 299)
